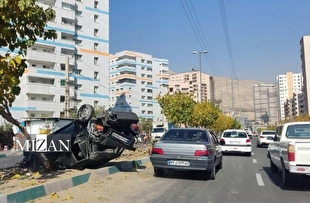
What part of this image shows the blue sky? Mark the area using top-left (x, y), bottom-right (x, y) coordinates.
top-left (109, 0), bottom-right (310, 83)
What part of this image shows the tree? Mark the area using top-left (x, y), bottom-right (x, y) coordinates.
top-left (138, 118), bottom-right (153, 135)
top-left (156, 92), bottom-right (196, 127)
top-left (94, 105), bottom-right (106, 117)
top-left (191, 101), bottom-right (220, 128)
top-left (0, 1), bottom-right (57, 142)
top-left (211, 113), bottom-right (234, 134)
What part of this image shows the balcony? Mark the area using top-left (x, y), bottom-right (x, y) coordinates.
top-left (27, 50), bottom-right (57, 63)
top-left (116, 58), bottom-right (136, 66)
top-left (24, 83), bottom-right (56, 95)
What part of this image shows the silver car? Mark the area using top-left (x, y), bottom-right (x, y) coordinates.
top-left (150, 128), bottom-right (223, 179)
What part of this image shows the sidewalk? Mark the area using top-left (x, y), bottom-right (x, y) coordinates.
top-left (0, 156), bottom-right (150, 203)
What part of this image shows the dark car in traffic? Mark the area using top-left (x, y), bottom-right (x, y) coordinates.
top-left (150, 128), bottom-right (223, 179)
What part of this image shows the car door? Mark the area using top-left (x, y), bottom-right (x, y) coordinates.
top-left (209, 131), bottom-right (222, 164)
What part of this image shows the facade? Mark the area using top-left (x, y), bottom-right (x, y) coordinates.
top-left (3, 0), bottom-right (110, 120)
top-left (168, 71), bottom-right (215, 103)
top-left (276, 72), bottom-right (303, 121)
top-left (300, 35), bottom-right (310, 116)
top-left (253, 83), bottom-right (278, 125)
top-left (284, 92), bottom-right (306, 120)
top-left (109, 50), bottom-right (170, 122)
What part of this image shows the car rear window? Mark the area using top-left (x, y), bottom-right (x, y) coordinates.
top-left (223, 131), bottom-right (247, 138)
top-left (262, 131), bottom-right (275, 135)
top-left (161, 129), bottom-right (209, 142)
top-left (286, 124), bottom-right (310, 138)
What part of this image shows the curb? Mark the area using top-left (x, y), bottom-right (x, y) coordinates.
top-left (0, 157), bottom-right (150, 203)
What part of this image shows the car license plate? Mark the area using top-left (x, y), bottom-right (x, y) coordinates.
top-left (111, 132), bottom-right (129, 144)
top-left (167, 160), bottom-right (190, 166)
top-left (230, 141), bottom-right (240, 144)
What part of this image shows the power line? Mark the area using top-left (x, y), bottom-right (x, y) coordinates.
top-left (218, 0), bottom-right (238, 78)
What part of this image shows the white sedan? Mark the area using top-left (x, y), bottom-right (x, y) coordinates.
top-left (220, 129), bottom-right (252, 156)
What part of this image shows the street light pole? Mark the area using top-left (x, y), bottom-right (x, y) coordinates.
top-left (193, 50), bottom-right (208, 102)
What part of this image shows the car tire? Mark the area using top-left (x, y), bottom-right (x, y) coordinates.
top-left (217, 157), bottom-right (223, 170)
top-left (256, 142), bottom-right (261, 147)
top-left (282, 161), bottom-right (292, 187)
top-left (77, 104), bottom-right (94, 123)
top-left (207, 165), bottom-right (216, 180)
top-left (270, 157), bottom-right (278, 173)
top-left (245, 152), bottom-right (252, 157)
top-left (154, 167), bottom-right (164, 176)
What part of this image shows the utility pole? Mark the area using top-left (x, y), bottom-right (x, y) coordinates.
top-left (65, 57), bottom-right (70, 118)
top-left (227, 76), bottom-right (238, 118)
top-left (193, 50), bottom-right (208, 102)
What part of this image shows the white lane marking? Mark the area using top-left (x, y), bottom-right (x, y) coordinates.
top-left (252, 152), bottom-right (254, 155)
top-left (256, 173), bottom-right (265, 186)
top-left (253, 159), bottom-right (257, 163)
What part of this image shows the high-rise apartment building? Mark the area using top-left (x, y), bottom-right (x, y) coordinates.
top-left (300, 35), bottom-right (310, 115)
top-left (253, 83), bottom-right (278, 125)
top-left (284, 91), bottom-right (306, 120)
top-left (276, 72), bottom-right (303, 121)
top-left (3, 0), bottom-right (110, 119)
top-left (109, 50), bottom-right (170, 122)
top-left (168, 71), bottom-right (215, 103)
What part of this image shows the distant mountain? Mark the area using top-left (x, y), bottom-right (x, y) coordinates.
top-left (213, 77), bottom-right (263, 120)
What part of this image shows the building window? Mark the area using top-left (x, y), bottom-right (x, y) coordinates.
top-left (60, 96), bottom-right (65, 102)
top-left (75, 55), bottom-right (82, 61)
top-left (94, 86), bottom-right (99, 94)
top-left (62, 2), bottom-right (76, 11)
top-left (94, 29), bottom-right (99, 36)
top-left (75, 25), bottom-right (82, 31)
top-left (94, 100), bottom-right (98, 108)
top-left (94, 71), bottom-right (98, 79)
top-left (94, 57), bottom-right (99, 65)
top-left (94, 1), bottom-right (99, 8)
top-left (94, 43), bottom-right (99, 50)
top-left (94, 15), bottom-right (99, 23)
top-left (76, 10), bottom-right (82, 16)
top-left (75, 39), bottom-right (82, 45)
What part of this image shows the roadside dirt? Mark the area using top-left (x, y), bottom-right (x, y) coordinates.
top-left (0, 143), bottom-right (152, 196)
top-left (30, 161), bottom-right (155, 203)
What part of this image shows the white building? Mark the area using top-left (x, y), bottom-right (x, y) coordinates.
top-left (300, 35), bottom-right (310, 116)
top-left (276, 72), bottom-right (303, 121)
top-left (109, 50), bottom-right (170, 121)
top-left (3, 0), bottom-right (110, 119)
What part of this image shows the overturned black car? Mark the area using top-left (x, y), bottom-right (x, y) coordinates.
top-left (22, 104), bottom-right (139, 170)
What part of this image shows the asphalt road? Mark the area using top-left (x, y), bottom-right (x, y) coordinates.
top-left (33, 139), bottom-right (310, 203)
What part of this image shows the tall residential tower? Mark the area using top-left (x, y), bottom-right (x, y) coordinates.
top-left (276, 72), bottom-right (303, 121)
top-left (300, 35), bottom-right (310, 116)
top-left (109, 50), bottom-right (170, 122)
top-left (4, 0), bottom-right (110, 119)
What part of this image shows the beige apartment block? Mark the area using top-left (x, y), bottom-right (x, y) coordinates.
top-left (168, 71), bottom-right (215, 103)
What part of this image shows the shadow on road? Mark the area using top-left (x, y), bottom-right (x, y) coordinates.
top-left (262, 166), bottom-right (310, 191)
top-left (154, 168), bottom-right (220, 181)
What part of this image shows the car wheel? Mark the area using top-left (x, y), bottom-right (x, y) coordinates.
top-left (154, 167), bottom-right (164, 176)
top-left (77, 104), bottom-right (94, 123)
top-left (256, 142), bottom-right (260, 147)
top-left (207, 165), bottom-right (216, 180)
top-left (217, 157), bottom-right (223, 170)
top-left (245, 152), bottom-right (252, 157)
top-left (270, 157), bottom-right (278, 173)
top-left (282, 161), bottom-right (291, 187)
